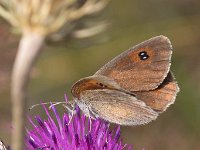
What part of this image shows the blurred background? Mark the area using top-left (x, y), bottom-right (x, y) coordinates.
top-left (0, 0), bottom-right (200, 149)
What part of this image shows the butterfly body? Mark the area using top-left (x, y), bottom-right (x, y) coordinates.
top-left (71, 35), bottom-right (179, 125)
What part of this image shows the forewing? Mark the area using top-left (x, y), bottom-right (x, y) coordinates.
top-left (95, 35), bottom-right (172, 91)
top-left (80, 89), bottom-right (158, 125)
top-left (133, 71), bottom-right (179, 112)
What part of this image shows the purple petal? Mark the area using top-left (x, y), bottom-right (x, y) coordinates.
top-left (26, 97), bottom-right (132, 150)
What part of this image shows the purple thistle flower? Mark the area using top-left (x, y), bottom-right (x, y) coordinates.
top-left (26, 96), bottom-right (132, 150)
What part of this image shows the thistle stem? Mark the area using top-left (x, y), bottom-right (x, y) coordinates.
top-left (11, 31), bottom-right (45, 150)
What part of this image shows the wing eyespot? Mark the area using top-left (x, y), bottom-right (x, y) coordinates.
top-left (138, 51), bottom-right (149, 60)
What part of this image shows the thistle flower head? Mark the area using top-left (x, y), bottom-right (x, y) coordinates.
top-left (0, 0), bottom-right (109, 37)
top-left (26, 98), bottom-right (132, 150)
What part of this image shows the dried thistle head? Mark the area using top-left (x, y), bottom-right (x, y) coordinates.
top-left (0, 0), bottom-right (109, 38)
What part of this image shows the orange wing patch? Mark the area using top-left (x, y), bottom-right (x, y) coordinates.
top-left (128, 47), bottom-right (155, 64)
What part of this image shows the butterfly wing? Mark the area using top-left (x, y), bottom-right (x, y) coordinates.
top-left (133, 71), bottom-right (179, 112)
top-left (79, 89), bottom-right (158, 125)
top-left (95, 35), bottom-right (172, 91)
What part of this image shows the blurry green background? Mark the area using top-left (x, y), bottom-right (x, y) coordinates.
top-left (0, 0), bottom-right (200, 149)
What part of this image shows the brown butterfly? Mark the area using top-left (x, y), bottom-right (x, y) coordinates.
top-left (71, 35), bottom-right (179, 125)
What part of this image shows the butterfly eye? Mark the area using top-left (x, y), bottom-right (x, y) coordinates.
top-left (138, 51), bottom-right (149, 60)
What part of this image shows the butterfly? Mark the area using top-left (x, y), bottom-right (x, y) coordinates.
top-left (71, 35), bottom-right (179, 125)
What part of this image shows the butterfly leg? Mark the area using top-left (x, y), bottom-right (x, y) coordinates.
top-left (88, 109), bottom-right (93, 132)
top-left (63, 102), bottom-right (76, 125)
top-left (62, 101), bottom-right (76, 114)
top-left (87, 108), bottom-right (98, 132)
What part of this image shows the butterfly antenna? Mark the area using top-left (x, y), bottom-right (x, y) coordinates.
top-left (29, 102), bottom-right (66, 110)
top-left (48, 102), bottom-right (66, 110)
top-left (29, 102), bottom-right (50, 110)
